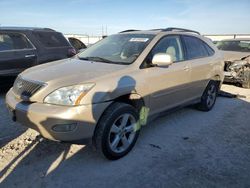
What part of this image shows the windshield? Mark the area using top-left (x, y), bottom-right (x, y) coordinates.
top-left (77, 33), bottom-right (155, 64)
top-left (216, 40), bottom-right (250, 52)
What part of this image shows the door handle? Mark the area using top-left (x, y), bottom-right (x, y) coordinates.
top-left (184, 66), bottom-right (190, 71)
top-left (25, 54), bottom-right (35, 58)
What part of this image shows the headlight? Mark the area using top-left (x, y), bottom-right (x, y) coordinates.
top-left (229, 60), bottom-right (247, 69)
top-left (44, 83), bottom-right (95, 106)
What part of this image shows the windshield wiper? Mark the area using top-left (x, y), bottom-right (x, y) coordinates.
top-left (78, 56), bottom-right (130, 65)
top-left (78, 56), bottom-right (114, 64)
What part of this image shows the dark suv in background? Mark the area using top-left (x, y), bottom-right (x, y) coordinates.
top-left (0, 27), bottom-right (76, 77)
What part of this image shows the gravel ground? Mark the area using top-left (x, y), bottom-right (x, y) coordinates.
top-left (0, 84), bottom-right (250, 188)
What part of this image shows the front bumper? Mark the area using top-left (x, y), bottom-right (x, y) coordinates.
top-left (5, 88), bottom-right (111, 142)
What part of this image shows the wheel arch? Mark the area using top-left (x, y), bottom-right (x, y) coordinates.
top-left (209, 75), bottom-right (223, 88)
top-left (112, 93), bottom-right (145, 113)
top-left (93, 93), bottom-right (145, 135)
top-left (200, 76), bottom-right (222, 104)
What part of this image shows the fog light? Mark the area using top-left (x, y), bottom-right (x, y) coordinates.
top-left (52, 123), bottom-right (77, 132)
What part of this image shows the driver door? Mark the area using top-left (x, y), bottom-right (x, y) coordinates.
top-left (141, 35), bottom-right (192, 115)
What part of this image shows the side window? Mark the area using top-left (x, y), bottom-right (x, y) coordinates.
top-left (0, 33), bottom-right (33, 52)
top-left (0, 34), bottom-right (14, 51)
top-left (33, 32), bottom-right (69, 48)
top-left (68, 38), bottom-right (86, 50)
top-left (203, 42), bottom-right (215, 56)
top-left (151, 35), bottom-right (184, 62)
top-left (182, 36), bottom-right (209, 59)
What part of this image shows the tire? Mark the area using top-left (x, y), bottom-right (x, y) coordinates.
top-left (196, 81), bottom-right (219, 111)
top-left (93, 102), bottom-right (140, 160)
top-left (242, 68), bottom-right (250, 89)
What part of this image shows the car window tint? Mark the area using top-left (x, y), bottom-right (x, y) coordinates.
top-left (69, 38), bottom-right (86, 50)
top-left (183, 36), bottom-right (209, 59)
top-left (203, 42), bottom-right (215, 56)
top-left (33, 32), bottom-right (69, 48)
top-left (151, 35), bottom-right (184, 62)
top-left (0, 34), bottom-right (14, 51)
top-left (0, 33), bottom-right (33, 51)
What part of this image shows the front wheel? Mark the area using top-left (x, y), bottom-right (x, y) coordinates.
top-left (196, 81), bottom-right (219, 111)
top-left (93, 102), bottom-right (140, 160)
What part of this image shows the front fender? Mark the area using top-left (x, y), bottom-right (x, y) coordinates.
top-left (90, 75), bottom-right (137, 104)
top-left (91, 85), bottom-right (137, 104)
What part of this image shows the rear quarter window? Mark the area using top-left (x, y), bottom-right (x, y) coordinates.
top-left (182, 35), bottom-right (213, 60)
top-left (33, 32), bottom-right (69, 48)
top-left (203, 42), bottom-right (215, 56)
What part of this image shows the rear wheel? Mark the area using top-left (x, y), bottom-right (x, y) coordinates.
top-left (93, 102), bottom-right (140, 160)
top-left (242, 68), bottom-right (250, 89)
top-left (197, 81), bottom-right (219, 111)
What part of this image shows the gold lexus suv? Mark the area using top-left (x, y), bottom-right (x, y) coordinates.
top-left (6, 28), bottom-right (224, 160)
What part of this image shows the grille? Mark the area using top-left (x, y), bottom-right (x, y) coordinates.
top-left (13, 76), bottom-right (45, 99)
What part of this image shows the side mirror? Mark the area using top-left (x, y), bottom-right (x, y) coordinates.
top-left (152, 53), bottom-right (173, 67)
top-left (67, 48), bottom-right (77, 57)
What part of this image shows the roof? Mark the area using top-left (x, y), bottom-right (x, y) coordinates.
top-left (0, 26), bottom-right (55, 32)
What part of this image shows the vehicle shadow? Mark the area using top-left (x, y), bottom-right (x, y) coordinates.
top-left (0, 135), bottom-right (74, 186)
top-left (0, 76), bottom-right (16, 91)
top-left (0, 76), bottom-right (28, 149)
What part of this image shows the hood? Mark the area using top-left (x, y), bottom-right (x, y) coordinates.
top-left (21, 58), bottom-right (125, 85)
top-left (221, 50), bottom-right (250, 61)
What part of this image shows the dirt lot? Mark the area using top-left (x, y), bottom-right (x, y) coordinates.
top-left (0, 84), bottom-right (250, 188)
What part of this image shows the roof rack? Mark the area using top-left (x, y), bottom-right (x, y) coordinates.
top-left (119, 29), bottom-right (140, 33)
top-left (118, 27), bottom-right (200, 35)
top-left (162, 27), bottom-right (200, 35)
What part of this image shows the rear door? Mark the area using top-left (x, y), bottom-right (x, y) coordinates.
top-left (0, 32), bottom-right (37, 76)
top-left (32, 31), bottom-right (72, 64)
top-left (181, 35), bottom-right (215, 97)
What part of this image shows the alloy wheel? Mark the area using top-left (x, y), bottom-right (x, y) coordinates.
top-left (108, 113), bottom-right (136, 153)
top-left (206, 84), bottom-right (216, 108)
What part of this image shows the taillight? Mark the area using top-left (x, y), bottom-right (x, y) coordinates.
top-left (67, 48), bottom-right (77, 57)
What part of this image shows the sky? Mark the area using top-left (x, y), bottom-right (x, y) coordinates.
top-left (0, 0), bottom-right (250, 36)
